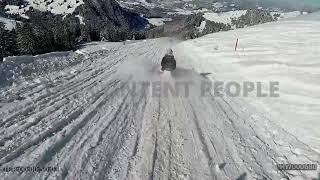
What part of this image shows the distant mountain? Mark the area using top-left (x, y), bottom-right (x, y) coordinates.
top-left (119, 0), bottom-right (320, 12)
top-left (0, 0), bottom-right (150, 59)
top-left (0, 0), bottom-right (151, 61)
top-left (1, 0), bottom-right (148, 31)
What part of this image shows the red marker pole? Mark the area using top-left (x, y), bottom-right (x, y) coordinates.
top-left (235, 38), bottom-right (239, 52)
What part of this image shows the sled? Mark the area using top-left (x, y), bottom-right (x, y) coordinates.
top-left (161, 65), bottom-right (176, 72)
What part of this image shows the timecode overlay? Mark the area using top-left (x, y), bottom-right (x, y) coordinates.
top-left (1, 166), bottom-right (59, 173)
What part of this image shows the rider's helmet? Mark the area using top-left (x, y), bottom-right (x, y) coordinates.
top-left (167, 49), bottom-right (173, 55)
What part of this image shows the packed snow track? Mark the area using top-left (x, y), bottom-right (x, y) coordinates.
top-left (0, 39), bottom-right (319, 180)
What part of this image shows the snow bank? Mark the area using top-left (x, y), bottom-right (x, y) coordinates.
top-left (0, 51), bottom-right (75, 88)
top-left (175, 12), bottom-right (320, 152)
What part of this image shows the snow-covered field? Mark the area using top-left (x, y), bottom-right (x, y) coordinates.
top-left (203, 10), bottom-right (305, 25)
top-left (0, 13), bottom-right (319, 180)
top-left (118, 0), bottom-right (156, 9)
top-left (167, 8), bottom-right (209, 15)
top-left (176, 11), bottom-right (320, 158)
top-left (271, 11), bottom-right (307, 20)
top-left (147, 18), bottom-right (172, 26)
top-left (203, 10), bottom-right (247, 24)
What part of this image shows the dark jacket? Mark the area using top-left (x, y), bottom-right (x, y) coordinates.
top-left (161, 54), bottom-right (176, 71)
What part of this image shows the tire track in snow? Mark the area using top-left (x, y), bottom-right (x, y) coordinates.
top-left (189, 103), bottom-right (217, 180)
top-left (0, 78), bottom-right (120, 159)
top-left (0, 47), bottom-right (124, 122)
top-left (40, 86), bottom-right (131, 180)
top-left (150, 94), bottom-right (161, 180)
top-left (0, 80), bottom-right (120, 165)
top-left (43, 42), bottom-right (162, 180)
top-left (0, 47), bottom-right (133, 153)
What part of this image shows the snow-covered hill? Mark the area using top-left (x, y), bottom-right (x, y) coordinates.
top-left (175, 12), bottom-right (320, 155)
top-left (203, 10), bottom-right (247, 24)
top-left (147, 17), bottom-right (172, 26)
top-left (203, 10), bottom-right (306, 26)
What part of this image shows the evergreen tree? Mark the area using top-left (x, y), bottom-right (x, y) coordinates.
top-left (231, 9), bottom-right (274, 28)
top-left (33, 23), bottom-right (55, 54)
top-left (100, 25), bottom-right (130, 42)
top-left (0, 22), bottom-right (18, 61)
top-left (0, 22), bottom-right (5, 61)
top-left (57, 23), bottom-right (74, 50)
top-left (16, 23), bottom-right (37, 55)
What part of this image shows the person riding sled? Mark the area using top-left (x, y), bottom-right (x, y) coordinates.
top-left (161, 49), bottom-right (176, 71)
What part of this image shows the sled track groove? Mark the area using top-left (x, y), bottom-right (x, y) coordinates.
top-left (189, 103), bottom-right (217, 180)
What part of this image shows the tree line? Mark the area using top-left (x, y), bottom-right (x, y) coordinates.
top-left (0, 8), bottom-right (146, 61)
top-left (231, 9), bottom-right (275, 28)
top-left (0, 9), bottom-right (81, 61)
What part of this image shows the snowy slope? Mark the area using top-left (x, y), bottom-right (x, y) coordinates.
top-left (147, 18), bottom-right (172, 26)
top-left (175, 12), bottom-right (320, 155)
top-left (203, 10), bottom-right (305, 25)
top-left (0, 17), bottom-right (16, 30)
top-left (203, 10), bottom-right (247, 24)
top-left (271, 11), bottom-right (307, 20)
top-left (167, 8), bottom-right (208, 15)
top-left (0, 14), bottom-right (319, 180)
top-left (118, 0), bottom-right (156, 9)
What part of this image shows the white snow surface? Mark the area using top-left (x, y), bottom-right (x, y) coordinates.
top-left (75, 15), bottom-right (85, 25)
top-left (196, 20), bottom-right (206, 33)
top-left (147, 18), bottom-right (172, 26)
top-left (212, 2), bottom-right (223, 9)
top-left (175, 13), bottom-right (320, 156)
top-left (5, 0), bottom-right (84, 16)
top-left (203, 10), bottom-right (305, 25)
top-left (0, 14), bottom-right (319, 180)
top-left (118, 0), bottom-right (156, 9)
top-left (167, 8), bottom-right (208, 15)
top-left (203, 10), bottom-right (247, 24)
top-left (271, 11), bottom-right (306, 20)
top-left (0, 16), bottom-right (17, 30)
